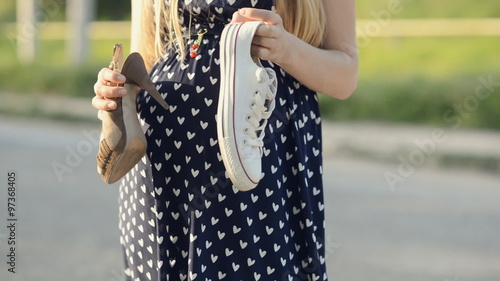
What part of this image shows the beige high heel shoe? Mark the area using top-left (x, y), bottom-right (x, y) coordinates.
top-left (97, 44), bottom-right (168, 184)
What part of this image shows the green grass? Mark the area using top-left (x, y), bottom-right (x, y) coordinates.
top-left (319, 36), bottom-right (500, 129)
top-left (0, 39), bottom-right (130, 97)
top-left (1, 35), bottom-right (499, 129)
top-left (3, 0), bottom-right (500, 21)
top-left (2, 0), bottom-right (500, 130)
top-left (358, 37), bottom-right (500, 78)
top-left (320, 74), bottom-right (500, 128)
top-left (356, 0), bottom-right (500, 18)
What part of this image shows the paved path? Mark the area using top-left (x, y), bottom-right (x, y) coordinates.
top-left (0, 116), bottom-right (499, 281)
top-left (2, 92), bottom-right (500, 172)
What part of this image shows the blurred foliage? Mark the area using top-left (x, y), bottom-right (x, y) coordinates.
top-left (356, 0), bottom-right (500, 18)
top-left (0, 38), bottom-right (130, 96)
top-left (0, 0), bottom-right (499, 129)
top-left (319, 36), bottom-right (500, 129)
top-left (95, 0), bottom-right (131, 21)
top-left (319, 74), bottom-right (500, 129)
top-left (0, 0), bottom-right (130, 22)
top-left (1, 35), bottom-right (499, 129)
top-left (0, 0), bottom-right (15, 21)
top-left (1, 0), bottom-right (500, 22)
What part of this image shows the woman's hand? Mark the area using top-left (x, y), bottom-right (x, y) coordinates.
top-left (230, 1), bottom-right (358, 100)
top-left (92, 68), bottom-right (127, 111)
top-left (231, 8), bottom-right (292, 66)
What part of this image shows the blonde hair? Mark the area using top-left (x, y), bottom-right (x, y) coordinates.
top-left (139, 0), bottom-right (326, 70)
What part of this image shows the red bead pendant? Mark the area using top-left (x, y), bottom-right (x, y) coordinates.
top-left (189, 29), bottom-right (207, 59)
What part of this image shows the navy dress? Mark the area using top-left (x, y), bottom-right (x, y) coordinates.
top-left (118, 0), bottom-right (327, 280)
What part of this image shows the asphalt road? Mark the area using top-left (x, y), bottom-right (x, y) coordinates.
top-left (0, 116), bottom-right (499, 281)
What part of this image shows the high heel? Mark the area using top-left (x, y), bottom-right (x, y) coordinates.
top-left (97, 44), bottom-right (168, 184)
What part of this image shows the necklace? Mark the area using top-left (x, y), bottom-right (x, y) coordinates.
top-left (189, 28), bottom-right (207, 58)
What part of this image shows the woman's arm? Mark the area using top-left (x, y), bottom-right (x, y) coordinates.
top-left (232, 0), bottom-right (358, 100)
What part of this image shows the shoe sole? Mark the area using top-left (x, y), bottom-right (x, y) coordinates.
top-left (99, 84), bottom-right (147, 184)
top-left (98, 51), bottom-right (168, 184)
top-left (218, 22), bottom-right (263, 191)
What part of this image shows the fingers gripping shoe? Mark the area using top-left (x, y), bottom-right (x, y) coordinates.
top-left (97, 44), bottom-right (168, 184)
top-left (218, 22), bottom-right (278, 191)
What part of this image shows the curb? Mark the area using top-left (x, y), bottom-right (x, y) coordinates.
top-left (3, 92), bottom-right (500, 173)
top-left (0, 92), bottom-right (98, 123)
top-left (322, 122), bottom-right (500, 173)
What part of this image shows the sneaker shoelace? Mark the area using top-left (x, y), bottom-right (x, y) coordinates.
top-left (243, 68), bottom-right (277, 150)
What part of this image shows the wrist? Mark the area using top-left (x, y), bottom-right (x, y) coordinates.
top-left (274, 32), bottom-right (302, 72)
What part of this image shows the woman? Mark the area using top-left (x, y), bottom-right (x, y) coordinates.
top-left (93, 0), bottom-right (357, 280)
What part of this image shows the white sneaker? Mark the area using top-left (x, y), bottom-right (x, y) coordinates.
top-left (218, 21), bottom-right (278, 191)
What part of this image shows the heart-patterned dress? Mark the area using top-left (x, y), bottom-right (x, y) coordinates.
top-left (118, 0), bottom-right (328, 280)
